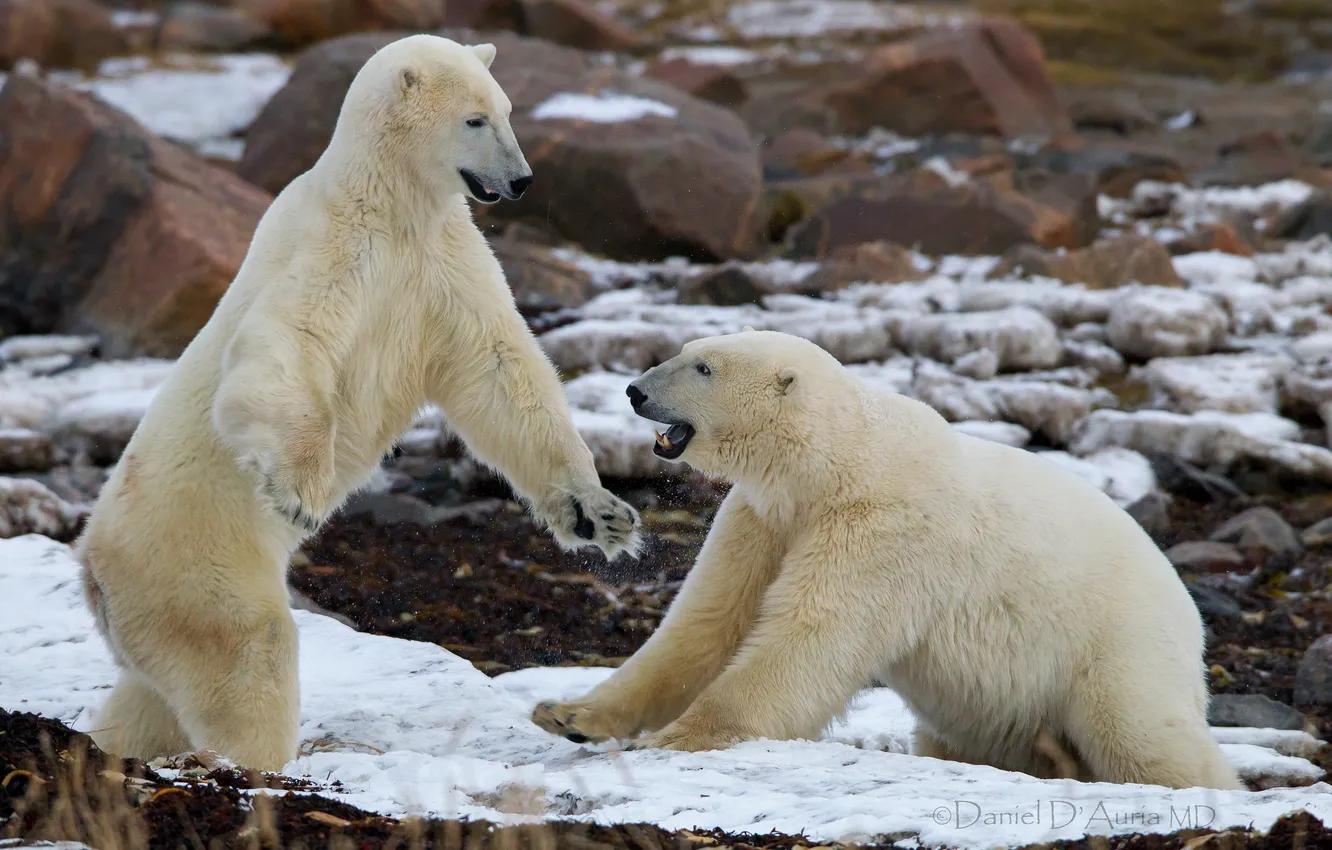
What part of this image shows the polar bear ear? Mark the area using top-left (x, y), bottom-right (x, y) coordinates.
top-left (471, 43), bottom-right (497, 68)
top-left (777, 366), bottom-right (798, 396)
top-left (742, 325), bottom-right (756, 333)
top-left (398, 66), bottom-right (420, 96)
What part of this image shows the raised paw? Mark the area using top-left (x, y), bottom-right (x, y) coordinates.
top-left (531, 700), bottom-right (635, 744)
top-left (547, 486), bottom-right (641, 560)
top-left (257, 459), bottom-right (331, 535)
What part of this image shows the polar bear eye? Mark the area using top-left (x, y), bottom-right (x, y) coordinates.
top-left (697, 363), bottom-right (711, 376)
top-left (466, 117), bottom-right (486, 128)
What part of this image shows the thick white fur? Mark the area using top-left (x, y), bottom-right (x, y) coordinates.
top-left (533, 331), bottom-right (1240, 790)
top-left (79, 34), bottom-right (638, 771)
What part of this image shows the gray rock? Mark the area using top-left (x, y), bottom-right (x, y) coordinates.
top-left (1166, 540), bottom-right (1247, 573)
top-left (1126, 491), bottom-right (1173, 536)
top-left (1302, 516), bottom-right (1332, 548)
top-left (1210, 506), bottom-right (1302, 555)
top-left (1295, 634), bottom-right (1332, 706)
top-left (1186, 580), bottom-right (1242, 620)
top-left (287, 586), bottom-right (358, 631)
top-left (0, 428), bottom-right (58, 473)
top-left (1207, 694), bottom-right (1305, 730)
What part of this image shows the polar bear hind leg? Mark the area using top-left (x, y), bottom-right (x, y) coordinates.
top-left (91, 674), bottom-right (191, 761)
top-left (1064, 677), bottom-right (1241, 789)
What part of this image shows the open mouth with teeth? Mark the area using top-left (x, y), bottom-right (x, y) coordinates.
top-left (459, 169), bottom-right (501, 204)
top-left (652, 422), bottom-right (695, 460)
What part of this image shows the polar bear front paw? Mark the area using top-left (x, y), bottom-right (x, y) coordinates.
top-left (532, 700), bottom-right (637, 744)
top-left (257, 458), bottom-right (332, 535)
top-left (543, 487), bottom-right (640, 559)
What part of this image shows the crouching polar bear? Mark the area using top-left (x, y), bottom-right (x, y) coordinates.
top-left (534, 330), bottom-right (1240, 790)
top-left (78, 34), bottom-right (639, 771)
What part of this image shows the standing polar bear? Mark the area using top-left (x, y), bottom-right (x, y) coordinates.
top-left (78, 34), bottom-right (639, 772)
top-left (534, 331), bottom-right (1240, 790)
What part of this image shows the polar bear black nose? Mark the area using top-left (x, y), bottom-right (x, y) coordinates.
top-left (509, 175), bottom-right (533, 198)
top-left (626, 384), bottom-right (647, 410)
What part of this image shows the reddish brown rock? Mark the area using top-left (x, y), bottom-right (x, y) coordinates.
top-left (242, 30), bottom-right (763, 261)
top-left (801, 241), bottom-right (926, 290)
top-left (517, 0), bottom-right (640, 52)
top-left (1167, 223), bottom-right (1255, 258)
top-left (488, 235), bottom-right (596, 315)
top-left (235, 0), bottom-right (446, 47)
top-left (1197, 130), bottom-right (1322, 188)
top-left (761, 129), bottom-right (862, 180)
top-left (643, 58), bottom-right (747, 108)
top-left (0, 75), bottom-right (271, 357)
top-left (1165, 541), bottom-right (1246, 573)
top-left (991, 235), bottom-right (1183, 289)
top-left (0, 0), bottom-right (128, 72)
top-left (442, 0), bottom-right (523, 29)
top-left (818, 18), bottom-right (1071, 139)
top-left (157, 2), bottom-right (272, 52)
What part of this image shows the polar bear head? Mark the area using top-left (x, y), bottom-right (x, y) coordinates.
top-left (336, 34), bottom-right (532, 204)
top-left (626, 331), bottom-right (848, 483)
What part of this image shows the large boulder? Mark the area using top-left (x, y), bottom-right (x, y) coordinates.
top-left (0, 74), bottom-right (271, 357)
top-left (0, 0), bottom-right (128, 72)
top-left (239, 30), bottom-right (762, 261)
top-left (817, 18), bottom-right (1071, 138)
top-left (234, 0), bottom-right (447, 47)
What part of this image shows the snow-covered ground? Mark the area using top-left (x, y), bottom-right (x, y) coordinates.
top-left (2, 534), bottom-right (1328, 849)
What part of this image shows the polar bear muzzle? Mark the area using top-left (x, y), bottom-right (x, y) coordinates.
top-left (459, 168), bottom-right (531, 204)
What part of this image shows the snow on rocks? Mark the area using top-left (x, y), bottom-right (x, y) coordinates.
top-left (1107, 288), bottom-right (1229, 359)
top-left (892, 306), bottom-right (1062, 372)
top-left (911, 361), bottom-right (1114, 445)
top-left (1035, 448), bottom-right (1158, 508)
top-left (0, 428), bottom-right (58, 473)
top-left (0, 334), bottom-right (98, 363)
top-left (5, 534), bottom-right (1332, 847)
top-left (1137, 352), bottom-right (1294, 415)
top-left (0, 479), bottom-right (85, 538)
top-left (1070, 410), bottom-right (1332, 483)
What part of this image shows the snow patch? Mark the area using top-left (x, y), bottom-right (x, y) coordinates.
top-left (531, 92), bottom-right (678, 123)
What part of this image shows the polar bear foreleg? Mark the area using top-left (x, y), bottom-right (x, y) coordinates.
top-left (213, 343), bottom-right (337, 533)
top-left (429, 312), bottom-right (638, 558)
top-left (91, 673), bottom-right (192, 761)
top-left (636, 535), bottom-right (909, 752)
top-left (532, 493), bottom-right (783, 743)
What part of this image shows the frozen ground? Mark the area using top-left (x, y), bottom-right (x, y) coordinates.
top-left (2, 535), bottom-right (1329, 849)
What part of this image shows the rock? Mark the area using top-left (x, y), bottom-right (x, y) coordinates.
top-left (1151, 454), bottom-right (1245, 503)
top-left (785, 177), bottom-right (1048, 258)
top-left (1185, 579), bottom-right (1241, 620)
top-left (51, 387), bottom-right (158, 464)
top-left (1061, 338), bottom-right (1125, 376)
top-left (0, 428), bottom-right (58, 473)
top-left (442, 0), bottom-right (523, 29)
top-left (1274, 191), bottom-right (1332, 241)
top-left (241, 31), bottom-right (762, 262)
top-left (1208, 694), bottom-right (1306, 730)
top-left (0, 476), bottom-right (85, 539)
top-left (895, 307), bottom-right (1062, 373)
top-left (235, 0), bottom-right (446, 47)
top-left (998, 167), bottom-right (1101, 250)
top-left (0, 334), bottom-right (97, 363)
top-left (1065, 90), bottom-right (1157, 135)
top-left (1302, 517), bottom-right (1332, 547)
top-left (761, 129), bottom-right (856, 181)
top-left (487, 236), bottom-right (597, 316)
top-left (1210, 506), bottom-right (1302, 556)
top-left (1198, 131), bottom-right (1319, 188)
top-left (678, 266), bottom-right (763, 307)
top-left (1018, 144), bottom-right (1187, 199)
top-left (910, 361), bottom-right (1108, 445)
top-left (340, 490), bottom-right (504, 525)
top-left (1166, 223), bottom-right (1254, 258)
top-left (1137, 352), bottom-right (1294, 415)
top-left (157, 1), bottom-right (272, 52)
top-left (818, 18), bottom-right (1071, 139)
top-left (517, 0), bottom-right (640, 52)
top-left (0, 0), bottom-right (128, 72)
top-left (1106, 289), bottom-right (1228, 360)
top-left (1295, 634), bottom-right (1332, 706)
top-left (1070, 409), bottom-right (1332, 484)
top-left (0, 75), bottom-right (271, 358)
top-left (1165, 540), bottom-right (1247, 573)
top-left (642, 58), bottom-right (746, 108)
top-left (991, 235), bottom-right (1182, 290)
top-left (799, 241), bottom-right (925, 291)
top-left (287, 585), bottom-right (359, 630)
top-left (1126, 491), bottom-right (1172, 536)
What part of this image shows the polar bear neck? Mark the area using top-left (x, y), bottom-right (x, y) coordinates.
top-left (316, 117), bottom-right (461, 225)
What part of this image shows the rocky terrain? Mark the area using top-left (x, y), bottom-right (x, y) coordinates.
top-left (5, 0), bottom-right (1332, 847)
